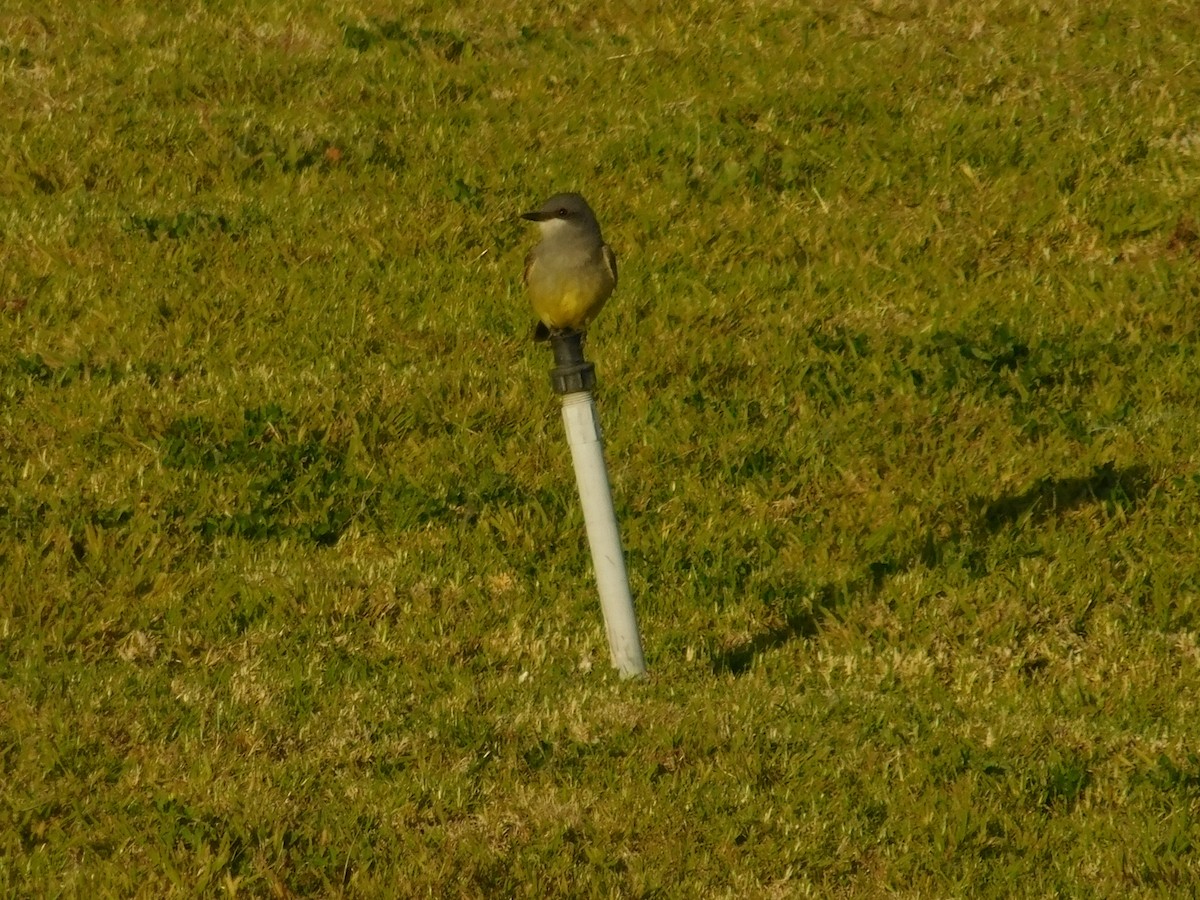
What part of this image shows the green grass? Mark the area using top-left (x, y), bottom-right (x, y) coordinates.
top-left (3, 0), bottom-right (1200, 894)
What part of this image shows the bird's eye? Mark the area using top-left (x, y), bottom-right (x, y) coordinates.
top-left (557, 208), bottom-right (569, 217)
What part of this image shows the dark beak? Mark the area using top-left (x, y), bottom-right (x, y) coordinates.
top-left (521, 210), bottom-right (549, 221)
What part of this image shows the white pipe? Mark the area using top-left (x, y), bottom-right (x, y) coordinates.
top-left (560, 391), bottom-right (646, 678)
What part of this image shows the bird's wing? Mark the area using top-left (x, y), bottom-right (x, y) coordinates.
top-left (523, 248), bottom-right (536, 286)
top-left (602, 243), bottom-right (617, 287)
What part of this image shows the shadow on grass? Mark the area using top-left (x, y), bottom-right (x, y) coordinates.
top-left (712, 463), bottom-right (1155, 675)
top-left (972, 462), bottom-right (1154, 531)
top-left (909, 462), bottom-right (1155, 577)
top-left (711, 582), bottom-right (851, 675)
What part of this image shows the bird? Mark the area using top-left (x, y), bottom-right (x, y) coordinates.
top-left (521, 192), bottom-right (617, 342)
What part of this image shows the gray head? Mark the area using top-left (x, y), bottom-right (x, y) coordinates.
top-left (521, 192), bottom-right (603, 240)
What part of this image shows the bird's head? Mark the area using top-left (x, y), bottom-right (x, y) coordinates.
top-left (521, 192), bottom-right (600, 237)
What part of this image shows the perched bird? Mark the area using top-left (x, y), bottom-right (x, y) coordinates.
top-left (521, 192), bottom-right (618, 341)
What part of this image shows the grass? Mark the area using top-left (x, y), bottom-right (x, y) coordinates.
top-left (3, 0), bottom-right (1200, 894)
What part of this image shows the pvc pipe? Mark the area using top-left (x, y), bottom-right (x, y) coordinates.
top-left (560, 391), bottom-right (646, 678)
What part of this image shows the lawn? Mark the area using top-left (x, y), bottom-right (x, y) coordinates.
top-left (3, 0), bottom-right (1200, 895)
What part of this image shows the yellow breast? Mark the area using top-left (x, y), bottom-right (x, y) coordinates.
top-left (525, 250), bottom-right (616, 330)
